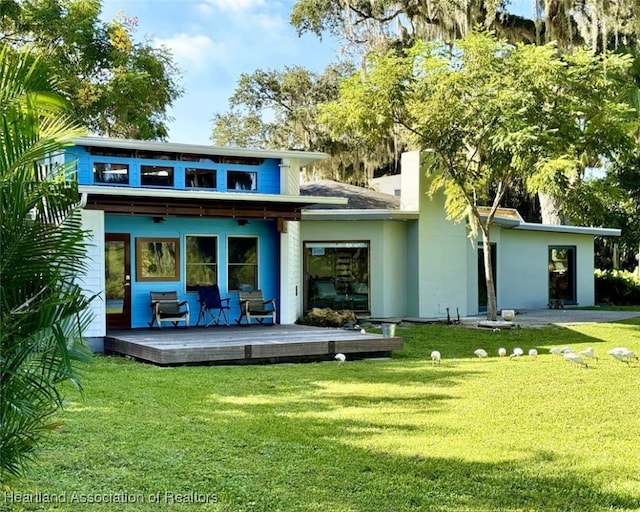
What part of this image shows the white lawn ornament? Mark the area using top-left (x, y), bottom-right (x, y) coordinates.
top-left (498, 347), bottom-right (507, 357)
top-left (431, 350), bottom-right (441, 366)
top-left (510, 347), bottom-right (524, 359)
top-left (474, 349), bottom-right (488, 359)
top-left (528, 348), bottom-right (538, 359)
top-left (564, 352), bottom-right (588, 368)
top-left (334, 353), bottom-right (346, 364)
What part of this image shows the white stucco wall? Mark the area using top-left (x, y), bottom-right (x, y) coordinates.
top-left (79, 209), bottom-right (106, 337)
top-left (415, 178), bottom-right (470, 319)
top-left (497, 228), bottom-right (595, 310)
top-left (400, 151), bottom-right (470, 319)
top-left (370, 174), bottom-right (401, 196)
top-left (300, 220), bottom-right (409, 318)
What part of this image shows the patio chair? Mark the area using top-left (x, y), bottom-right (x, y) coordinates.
top-left (196, 284), bottom-right (231, 326)
top-left (236, 288), bottom-right (276, 325)
top-left (313, 281), bottom-right (337, 308)
top-left (350, 282), bottom-right (369, 310)
top-left (149, 291), bottom-right (190, 328)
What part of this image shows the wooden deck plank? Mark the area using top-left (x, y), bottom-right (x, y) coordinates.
top-left (334, 337), bottom-right (403, 353)
top-left (104, 325), bottom-right (403, 365)
top-left (251, 341), bottom-right (329, 358)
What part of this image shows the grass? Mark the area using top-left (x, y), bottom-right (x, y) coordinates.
top-left (4, 318), bottom-right (640, 511)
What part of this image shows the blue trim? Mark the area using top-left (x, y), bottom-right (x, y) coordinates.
top-left (72, 145), bottom-right (282, 194)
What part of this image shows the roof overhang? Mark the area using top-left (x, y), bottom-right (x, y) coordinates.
top-left (70, 136), bottom-right (329, 167)
top-left (79, 185), bottom-right (347, 221)
top-left (302, 209), bottom-right (419, 221)
top-left (478, 206), bottom-right (620, 236)
top-left (513, 223), bottom-right (622, 237)
top-left (477, 207), bottom-right (524, 228)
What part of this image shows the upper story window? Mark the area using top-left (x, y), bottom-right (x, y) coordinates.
top-left (94, 162), bottom-right (129, 184)
top-left (227, 170), bottom-right (257, 191)
top-left (141, 165), bottom-right (174, 187)
top-left (186, 168), bottom-right (217, 189)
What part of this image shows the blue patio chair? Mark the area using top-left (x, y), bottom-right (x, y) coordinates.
top-left (196, 285), bottom-right (231, 327)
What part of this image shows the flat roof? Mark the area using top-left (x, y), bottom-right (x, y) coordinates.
top-left (514, 223), bottom-right (621, 237)
top-left (302, 209), bottom-right (419, 221)
top-left (78, 185), bottom-right (346, 207)
top-left (478, 206), bottom-right (619, 236)
top-left (70, 136), bottom-right (329, 167)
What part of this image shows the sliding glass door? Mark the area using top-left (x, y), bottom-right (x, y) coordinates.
top-left (304, 242), bottom-right (370, 312)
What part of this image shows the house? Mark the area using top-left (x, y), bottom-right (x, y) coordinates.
top-left (70, 136), bottom-right (345, 338)
top-left (70, 139), bottom-right (619, 340)
top-left (300, 151), bottom-right (620, 319)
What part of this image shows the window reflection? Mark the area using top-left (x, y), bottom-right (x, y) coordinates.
top-left (186, 236), bottom-right (218, 291)
top-left (305, 243), bottom-right (370, 312)
top-left (186, 168), bottom-right (217, 188)
top-left (549, 246), bottom-right (576, 303)
top-left (94, 162), bottom-right (129, 184)
top-left (227, 171), bottom-right (257, 191)
top-left (228, 237), bottom-right (258, 290)
top-left (141, 165), bottom-right (174, 187)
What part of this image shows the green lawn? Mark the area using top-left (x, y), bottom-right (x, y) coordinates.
top-left (5, 318), bottom-right (640, 511)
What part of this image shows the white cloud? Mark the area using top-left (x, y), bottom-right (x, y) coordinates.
top-left (200, 0), bottom-right (265, 12)
top-left (195, 2), bottom-right (214, 16)
top-left (250, 12), bottom-right (287, 32)
top-left (153, 33), bottom-right (229, 72)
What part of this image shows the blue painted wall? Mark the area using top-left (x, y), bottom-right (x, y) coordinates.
top-left (105, 215), bottom-right (280, 328)
top-left (69, 145), bottom-right (281, 194)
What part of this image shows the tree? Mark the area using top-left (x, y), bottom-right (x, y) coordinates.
top-left (0, 0), bottom-right (182, 139)
top-left (291, 0), bottom-right (640, 53)
top-left (319, 31), bottom-right (636, 320)
top-left (291, 0), bottom-right (538, 54)
top-left (564, 160), bottom-right (640, 271)
top-left (0, 44), bottom-right (92, 483)
top-left (290, 0), bottom-right (640, 226)
top-left (211, 63), bottom-right (402, 184)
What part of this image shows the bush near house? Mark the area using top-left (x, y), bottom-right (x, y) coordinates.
top-left (595, 269), bottom-right (640, 305)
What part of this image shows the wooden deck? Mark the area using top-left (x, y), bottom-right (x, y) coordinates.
top-left (104, 324), bottom-right (403, 365)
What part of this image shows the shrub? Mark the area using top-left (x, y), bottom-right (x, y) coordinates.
top-left (595, 269), bottom-right (640, 305)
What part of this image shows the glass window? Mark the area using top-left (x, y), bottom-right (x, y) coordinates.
top-left (94, 162), bottom-right (129, 184)
top-left (186, 168), bottom-right (217, 189)
top-left (141, 165), bottom-right (174, 187)
top-left (549, 246), bottom-right (576, 304)
top-left (186, 236), bottom-right (217, 292)
top-left (105, 239), bottom-right (126, 313)
top-left (135, 238), bottom-right (180, 282)
top-left (228, 237), bottom-right (258, 290)
top-left (227, 171), bottom-right (257, 191)
top-left (304, 242), bottom-right (370, 312)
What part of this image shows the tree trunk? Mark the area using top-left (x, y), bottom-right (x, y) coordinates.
top-left (481, 228), bottom-right (498, 321)
top-left (538, 191), bottom-right (565, 225)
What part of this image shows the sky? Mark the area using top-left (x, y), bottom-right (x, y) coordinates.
top-left (100, 0), bottom-right (535, 146)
